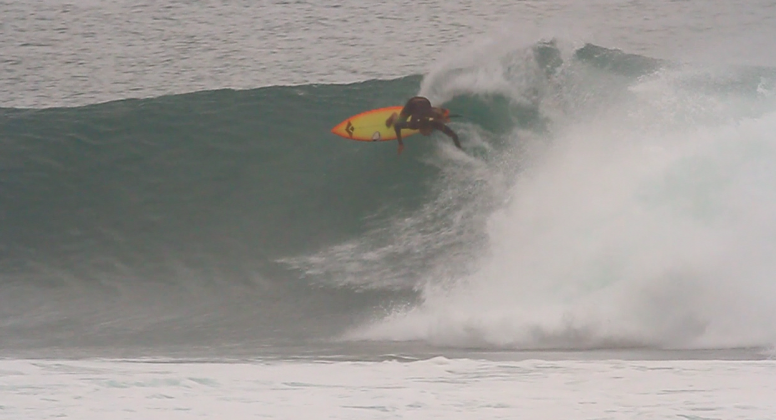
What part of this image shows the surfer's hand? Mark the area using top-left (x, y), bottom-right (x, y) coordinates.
top-left (397, 144), bottom-right (404, 155)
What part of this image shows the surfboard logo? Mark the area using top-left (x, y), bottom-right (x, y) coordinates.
top-left (345, 121), bottom-right (354, 138)
top-left (371, 131), bottom-right (381, 141)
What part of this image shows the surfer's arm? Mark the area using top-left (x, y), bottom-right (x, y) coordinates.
top-left (394, 119), bottom-right (408, 154)
top-left (432, 121), bottom-right (461, 149)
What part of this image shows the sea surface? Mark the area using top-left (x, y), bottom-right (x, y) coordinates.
top-left (2, 0), bottom-right (776, 418)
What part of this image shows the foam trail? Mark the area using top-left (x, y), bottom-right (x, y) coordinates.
top-left (352, 48), bottom-right (776, 350)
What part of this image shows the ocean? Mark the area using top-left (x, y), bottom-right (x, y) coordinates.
top-left (2, 0), bottom-right (776, 418)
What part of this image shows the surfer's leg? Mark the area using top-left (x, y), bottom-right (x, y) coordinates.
top-left (385, 112), bottom-right (398, 127)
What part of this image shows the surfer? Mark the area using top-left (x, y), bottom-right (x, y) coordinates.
top-left (386, 96), bottom-right (461, 154)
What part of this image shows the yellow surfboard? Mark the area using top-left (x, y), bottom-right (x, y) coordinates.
top-left (331, 106), bottom-right (419, 142)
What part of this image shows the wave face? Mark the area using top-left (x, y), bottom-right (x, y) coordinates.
top-left (0, 75), bottom-right (443, 352)
top-left (2, 41), bottom-right (776, 354)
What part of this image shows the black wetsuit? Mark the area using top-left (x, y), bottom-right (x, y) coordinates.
top-left (393, 97), bottom-right (461, 149)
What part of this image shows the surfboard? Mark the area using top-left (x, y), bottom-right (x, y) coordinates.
top-left (331, 106), bottom-right (419, 142)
